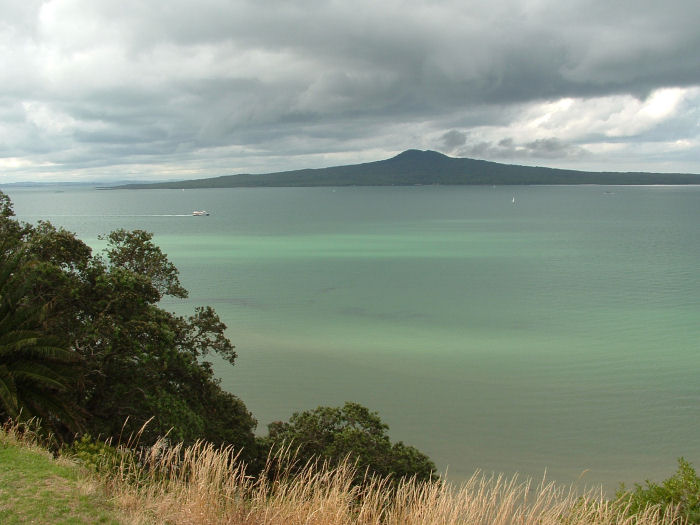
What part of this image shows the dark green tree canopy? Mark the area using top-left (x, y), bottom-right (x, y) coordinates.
top-left (264, 402), bottom-right (437, 484)
top-left (101, 229), bottom-right (188, 300)
top-left (0, 191), bottom-right (256, 456)
top-left (0, 250), bottom-right (81, 430)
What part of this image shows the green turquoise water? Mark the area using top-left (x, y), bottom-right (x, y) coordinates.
top-left (6, 184), bottom-right (700, 490)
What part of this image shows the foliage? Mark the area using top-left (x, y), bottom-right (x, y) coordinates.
top-left (100, 229), bottom-right (188, 299)
top-left (0, 249), bottom-right (81, 433)
top-left (261, 401), bottom-right (437, 485)
top-left (0, 190), bottom-right (257, 457)
top-left (0, 192), bottom-right (25, 246)
top-left (66, 433), bottom-right (124, 474)
top-left (616, 458), bottom-right (700, 523)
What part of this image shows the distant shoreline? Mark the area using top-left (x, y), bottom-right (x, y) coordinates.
top-left (101, 182), bottom-right (700, 190)
top-left (3, 182), bottom-right (700, 192)
top-left (3, 149), bottom-right (699, 190)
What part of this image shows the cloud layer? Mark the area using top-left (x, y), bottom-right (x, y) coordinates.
top-left (1, 0), bottom-right (699, 181)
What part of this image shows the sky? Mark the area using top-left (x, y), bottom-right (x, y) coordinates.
top-left (1, 0), bottom-right (699, 182)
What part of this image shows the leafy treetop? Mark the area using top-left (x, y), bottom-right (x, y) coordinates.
top-left (263, 401), bottom-right (438, 485)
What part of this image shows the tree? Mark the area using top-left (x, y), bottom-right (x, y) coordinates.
top-left (261, 402), bottom-right (437, 485)
top-left (74, 229), bottom-right (255, 455)
top-left (0, 249), bottom-right (81, 433)
top-left (101, 229), bottom-right (188, 299)
top-left (0, 191), bottom-right (257, 458)
top-left (0, 192), bottom-right (24, 246)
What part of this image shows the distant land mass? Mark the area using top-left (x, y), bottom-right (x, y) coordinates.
top-left (114, 150), bottom-right (700, 189)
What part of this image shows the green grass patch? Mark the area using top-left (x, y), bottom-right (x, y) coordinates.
top-left (0, 442), bottom-right (121, 525)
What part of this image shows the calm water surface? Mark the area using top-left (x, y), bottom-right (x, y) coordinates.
top-left (6, 184), bottom-right (700, 491)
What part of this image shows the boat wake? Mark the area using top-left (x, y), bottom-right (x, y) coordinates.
top-left (24, 214), bottom-right (198, 218)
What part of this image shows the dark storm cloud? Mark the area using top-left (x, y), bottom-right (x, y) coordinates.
top-left (441, 130), bottom-right (467, 150)
top-left (118, 0), bottom-right (700, 101)
top-left (1, 0), bottom-right (699, 180)
top-left (457, 136), bottom-right (588, 160)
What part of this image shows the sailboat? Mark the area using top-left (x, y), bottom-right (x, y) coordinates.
top-left (512, 196), bottom-right (515, 204)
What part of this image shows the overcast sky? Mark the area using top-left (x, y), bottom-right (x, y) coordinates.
top-left (1, 0), bottom-right (699, 182)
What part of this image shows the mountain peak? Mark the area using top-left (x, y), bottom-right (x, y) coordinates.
top-left (392, 149), bottom-right (449, 161)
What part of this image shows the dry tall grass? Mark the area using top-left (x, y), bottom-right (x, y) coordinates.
top-left (97, 437), bottom-right (685, 525)
top-left (0, 419), bottom-right (683, 524)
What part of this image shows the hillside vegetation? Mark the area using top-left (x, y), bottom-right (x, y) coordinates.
top-left (0, 188), bottom-right (434, 486)
top-left (0, 421), bottom-right (689, 525)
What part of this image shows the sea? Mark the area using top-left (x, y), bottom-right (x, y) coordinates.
top-left (5, 184), bottom-right (700, 492)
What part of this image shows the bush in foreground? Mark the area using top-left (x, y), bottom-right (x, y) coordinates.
top-left (616, 457), bottom-right (700, 524)
top-left (259, 402), bottom-right (437, 485)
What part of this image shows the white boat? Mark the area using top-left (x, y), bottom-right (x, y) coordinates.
top-left (192, 210), bottom-right (210, 216)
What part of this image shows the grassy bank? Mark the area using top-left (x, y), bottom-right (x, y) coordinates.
top-left (0, 422), bottom-right (685, 525)
top-left (0, 427), bottom-right (120, 524)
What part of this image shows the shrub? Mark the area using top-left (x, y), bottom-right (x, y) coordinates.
top-left (66, 434), bottom-right (124, 474)
top-left (616, 458), bottom-right (700, 523)
top-left (260, 402), bottom-right (437, 486)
